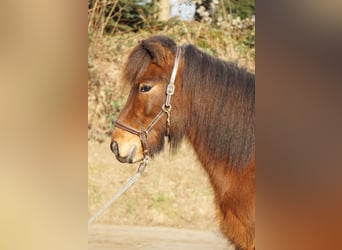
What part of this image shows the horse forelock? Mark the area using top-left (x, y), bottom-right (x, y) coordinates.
top-left (120, 36), bottom-right (177, 88)
top-left (120, 45), bottom-right (152, 89)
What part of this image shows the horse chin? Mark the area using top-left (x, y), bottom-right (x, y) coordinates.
top-left (125, 145), bottom-right (142, 164)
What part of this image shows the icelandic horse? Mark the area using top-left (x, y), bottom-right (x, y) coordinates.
top-left (110, 36), bottom-right (255, 250)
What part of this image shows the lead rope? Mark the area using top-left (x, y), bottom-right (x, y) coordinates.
top-left (88, 157), bottom-right (148, 225)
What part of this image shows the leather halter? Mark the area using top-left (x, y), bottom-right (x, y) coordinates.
top-left (114, 46), bottom-right (182, 160)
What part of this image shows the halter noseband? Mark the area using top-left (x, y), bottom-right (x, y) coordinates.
top-left (114, 46), bottom-right (182, 160)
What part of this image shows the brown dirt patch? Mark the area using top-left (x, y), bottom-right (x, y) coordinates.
top-left (88, 224), bottom-right (234, 250)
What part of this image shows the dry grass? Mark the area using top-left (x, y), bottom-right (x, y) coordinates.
top-left (88, 139), bottom-right (219, 230)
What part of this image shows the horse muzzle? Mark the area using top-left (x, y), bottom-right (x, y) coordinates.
top-left (110, 140), bottom-right (141, 163)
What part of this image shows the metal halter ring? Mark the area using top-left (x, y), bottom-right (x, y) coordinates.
top-left (162, 104), bottom-right (172, 112)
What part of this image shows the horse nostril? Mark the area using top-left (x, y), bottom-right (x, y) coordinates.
top-left (110, 141), bottom-right (119, 155)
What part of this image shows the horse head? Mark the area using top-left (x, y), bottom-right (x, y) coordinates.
top-left (110, 36), bottom-right (184, 163)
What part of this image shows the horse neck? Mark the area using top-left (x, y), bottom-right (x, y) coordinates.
top-left (183, 77), bottom-right (255, 172)
top-left (173, 45), bottom-right (254, 171)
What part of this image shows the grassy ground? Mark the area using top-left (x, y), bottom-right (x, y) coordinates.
top-left (88, 139), bottom-right (219, 230)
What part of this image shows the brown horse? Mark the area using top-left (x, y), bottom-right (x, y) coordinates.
top-left (110, 36), bottom-right (255, 250)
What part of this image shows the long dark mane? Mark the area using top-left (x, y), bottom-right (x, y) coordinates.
top-left (181, 45), bottom-right (255, 170)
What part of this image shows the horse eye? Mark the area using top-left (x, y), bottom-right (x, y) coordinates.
top-left (140, 85), bottom-right (152, 93)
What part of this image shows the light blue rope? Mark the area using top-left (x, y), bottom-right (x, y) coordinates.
top-left (88, 160), bottom-right (147, 225)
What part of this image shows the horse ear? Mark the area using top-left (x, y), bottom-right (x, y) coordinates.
top-left (141, 41), bottom-right (172, 67)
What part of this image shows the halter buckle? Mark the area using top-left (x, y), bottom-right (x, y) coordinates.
top-left (166, 84), bottom-right (175, 95)
top-left (137, 156), bottom-right (148, 174)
